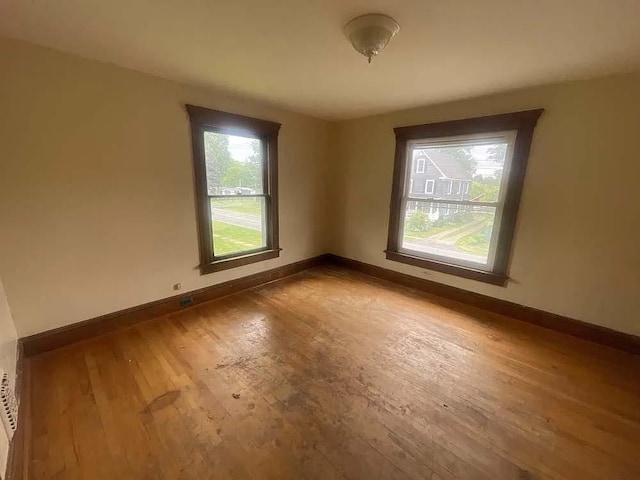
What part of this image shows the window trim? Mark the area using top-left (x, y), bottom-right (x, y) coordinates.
top-left (186, 104), bottom-right (281, 274)
top-left (416, 157), bottom-right (425, 173)
top-left (425, 179), bottom-right (435, 194)
top-left (385, 109), bottom-right (543, 286)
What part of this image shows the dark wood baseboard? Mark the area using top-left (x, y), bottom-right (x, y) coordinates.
top-left (20, 252), bottom-right (640, 360)
top-left (6, 252), bottom-right (639, 479)
top-left (325, 254), bottom-right (640, 356)
top-left (22, 254), bottom-right (330, 358)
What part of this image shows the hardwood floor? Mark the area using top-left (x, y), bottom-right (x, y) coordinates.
top-left (26, 266), bottom-right (640, 479)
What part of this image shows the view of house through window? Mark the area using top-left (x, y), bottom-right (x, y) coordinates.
top-left (401, 132), bottom-right (515, 268)
top-left (204, 132), bottom-right (267, 257)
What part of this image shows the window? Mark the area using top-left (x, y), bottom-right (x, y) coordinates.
top-left (425, 179), bottom-right (435, 194)
top-left (186, 105), bottom-right (281, 274)
top-left (416, 158), bottom-right (425, 173)
top-left (386, 109), bottom-right (543, 285)
top-left (456, 181), bottom-right (462, 195)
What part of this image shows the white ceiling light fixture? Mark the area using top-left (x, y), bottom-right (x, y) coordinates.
top-left (344, 13), bottom-right (400, 64)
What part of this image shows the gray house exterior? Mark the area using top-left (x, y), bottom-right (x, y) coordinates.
top-left (407, 150), bottom-right (473, 221)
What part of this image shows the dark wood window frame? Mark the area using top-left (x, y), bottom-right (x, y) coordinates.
top-left (186, 105), bottom-right (281, 274)
top-left (386, 109), bottom-right (544, 286)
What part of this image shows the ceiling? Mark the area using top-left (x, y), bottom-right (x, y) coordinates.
top-left (2, 0), bottom-right (640, 120)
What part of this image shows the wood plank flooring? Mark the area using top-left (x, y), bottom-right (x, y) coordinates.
top-left (26, 266), bottom-right (640, 479)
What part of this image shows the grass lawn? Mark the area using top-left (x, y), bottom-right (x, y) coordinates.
top-left (456, 230), bottom-right (491, 255)
top-left (211, 198), bottom-right (262, 216)
top-left (212, 221), bottom-right (264, 256)
top-left (403, 224), bottom-right (449, 240)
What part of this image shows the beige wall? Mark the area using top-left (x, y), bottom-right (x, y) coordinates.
top-left (0, 37), bottom-right (331, 336)
top-left (1, 36), bottom-right (639, 339)
top-left (330, 73), bottom-right (640, 336)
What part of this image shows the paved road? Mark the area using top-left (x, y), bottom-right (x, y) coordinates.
top-left (212, 208), bottom-right (261, 230)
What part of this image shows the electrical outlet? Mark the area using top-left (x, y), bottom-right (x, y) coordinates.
top-left (179, 296), bottom-right (194, 307)
top-left (173, 283), bottom-right (182, 291)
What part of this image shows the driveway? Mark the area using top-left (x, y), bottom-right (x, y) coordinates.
top-left (402, 240), bottom-right (488, 264)
top-left (403, 218), bottom-right (489, 264)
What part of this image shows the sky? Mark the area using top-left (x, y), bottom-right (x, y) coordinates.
top-left (227, 135), bottom-right (260, 162)
top-left (471, 144), bottom-right (505, 177)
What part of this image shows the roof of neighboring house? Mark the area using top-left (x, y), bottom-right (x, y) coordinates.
top-left (415, 150), bottom-right (473, 180)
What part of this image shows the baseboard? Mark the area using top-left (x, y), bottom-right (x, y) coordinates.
top-left (5, 341), bottom-right (29, 480)
top-left (20, 252), bottom-right (640, 359)
top-left (324, 254), bottom-right (640, 355)
top-left (7, 252), bottom-right (639, 478)
top-left (22, 254), bottom-right (330, 358)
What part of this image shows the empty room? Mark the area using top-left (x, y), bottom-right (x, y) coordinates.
top-left (1, 1), bottom-right (639, 479)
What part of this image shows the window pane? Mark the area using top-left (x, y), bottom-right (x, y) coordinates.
top-left (402, 202), bottom-right (496, 265)
top-left (409, 142), bottom-right (509, 202)
top-left (210, 197), bottom-right (266, 257)
top-left (204, 132), bottom-right (264, 195)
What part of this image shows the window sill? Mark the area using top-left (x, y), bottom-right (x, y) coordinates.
top-left (200, 249), bottom-right (281, 275)
top-left (384, 250), bottom-right (507, 286)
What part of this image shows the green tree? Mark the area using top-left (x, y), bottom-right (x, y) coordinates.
top-left (221, 163), bottom-right (248, 188)
top-left (204, 133), bottom-right (234, 192)
top-left (466, 143), bottom-right (507, 200)
top-left (220, 145), bottom-right (262, 191)
top-left (406, 210), bottom-right (430, 232)
top-left (486, 143), bottom-right (507, 163)
top-left (485, 143), bottom-right (507, 180)
top-left (432, 147), bottom-right (476, 175)
top-left (470, 176), bottom-right (500, 202)
top-left (243, 142), bottom-right (263, 191)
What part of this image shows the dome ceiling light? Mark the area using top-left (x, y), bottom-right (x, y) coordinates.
top-left (344, 13), bottom-right (400, 64)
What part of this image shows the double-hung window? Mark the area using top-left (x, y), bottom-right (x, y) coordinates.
top-left (186, 105), bottom-right (281, 274)
top-left (425, 179), bottom-right (435, 195)
top-left (386, 110), bottom-right (543, 285)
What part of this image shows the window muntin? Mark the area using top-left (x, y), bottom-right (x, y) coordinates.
top-left (398, 131), bottom-right (515, 269)
top-left (186, 105), bottom-right (280, 274)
